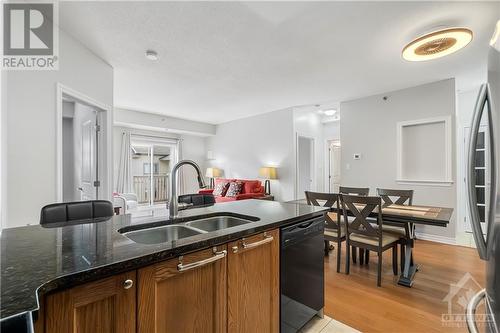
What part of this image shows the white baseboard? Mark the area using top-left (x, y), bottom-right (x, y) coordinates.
top-left (415, 232), bottom-right (457, 245)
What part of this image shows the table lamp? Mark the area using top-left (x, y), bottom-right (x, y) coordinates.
top-left (205, 167), bottom-right (221, 188)
top-left (259, 167), bottom-right (278, 195)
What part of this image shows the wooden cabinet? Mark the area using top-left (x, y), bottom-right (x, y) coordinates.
top-left (44, 271), bottom-right (136, 333)
top-left (137, 245), bottom-right (228, 333)
top-left (227, 229), bottom-right (280, 333)
top-left (41, 228), bottom-right (280, 333)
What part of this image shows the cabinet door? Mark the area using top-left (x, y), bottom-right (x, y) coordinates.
top-left (227, 229), bottom-right (279, 333)
top-left (45, 271), bottom-right (136, 333)
top-left (138, 245), bottom-right (227, 333)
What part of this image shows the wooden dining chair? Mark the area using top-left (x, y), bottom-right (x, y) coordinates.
top-left (341, 194), bottom-right (401, 287)
top-left (376, 188), bottom-right (414, 270)
top-left (305, 191), bottom-right (345, 273)
top-left (339, 186), bottom-right (369, 196)
top-left (339, 186), bottom-right (370, 264)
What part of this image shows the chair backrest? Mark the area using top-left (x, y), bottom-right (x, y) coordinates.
top-left (376, 188), bottom-right (413, 208)
top-left (305, 191), bottom-right (341, 230)
top-left (178, 193), bottom-right (216, 208)
top-left (40, 200), bottom-right (114, 225)
top-left (339, 186), bottom-right (369, 196)
top-left (340, 194), bottom-right (382, 240)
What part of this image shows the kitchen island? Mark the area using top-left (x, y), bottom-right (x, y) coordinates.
top-left (0, 199), bottom-right (327, 332)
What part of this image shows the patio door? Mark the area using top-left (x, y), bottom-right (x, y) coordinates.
top-left (130, 136), bottom-right (179, 210)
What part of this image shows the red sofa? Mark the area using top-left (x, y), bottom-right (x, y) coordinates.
top-left (199, 178), bottom-right (265, 203)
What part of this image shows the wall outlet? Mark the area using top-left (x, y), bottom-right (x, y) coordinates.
top-left (353, 153), bottom-right (361, 160)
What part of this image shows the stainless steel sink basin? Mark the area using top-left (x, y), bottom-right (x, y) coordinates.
top-left (123, 225), bottom-right (202, 245)
top-left (185, 216), bottom-right (252, 232)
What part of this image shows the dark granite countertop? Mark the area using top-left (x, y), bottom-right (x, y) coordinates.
top-left (0, 199), bottom-right (327, 322)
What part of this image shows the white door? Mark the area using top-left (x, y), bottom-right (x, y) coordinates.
top-left (80, 118), bottom-right (96, 200)
top-left (297, 136), bottom-right (314, 199)
top-left (328, 141), bottom-right (341, 192)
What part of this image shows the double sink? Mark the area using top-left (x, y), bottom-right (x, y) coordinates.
top-left (120, 214), bottom-right (259, 245)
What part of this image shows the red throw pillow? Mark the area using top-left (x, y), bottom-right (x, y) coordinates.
top-left (213, 182), bottom-right (230, 197)
top-left (226, 182), bottom-right (244, 197)
top-left (242, 180), bottom-right (261, 194)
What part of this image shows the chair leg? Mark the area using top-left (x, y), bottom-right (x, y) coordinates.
top-left (359, 248), bottom-right (365, 265)
top-left (345, 242), bottom-right (350, 275)
top-left (400, 243), bottom-right (405, 271)
top-left (392, 245), bottom-right (398, 275)
top-left (336, 240), bottom-right (342, 273)
top-left (352, 246), bottom-right (357, 263)
top-left (365, 250), bottom-right (370, 264)
top-left (377, 250), bottom-right (382, 287)
top-left (324, 240), bottom-right (330, 256)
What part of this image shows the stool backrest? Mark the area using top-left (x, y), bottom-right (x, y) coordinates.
top-left (40, 200), bottom-right (114, 225)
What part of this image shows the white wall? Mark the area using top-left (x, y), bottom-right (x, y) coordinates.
top-left (206, 109), bottom-right (295, 202)
top-left (293, 107), bottom-right (325, 197)
top-left (3, 30), bottom-right (113, 227)
top-left (114, 107), bottom-right (216, 136)
top-left (340, 79), bottom-right (457, 241)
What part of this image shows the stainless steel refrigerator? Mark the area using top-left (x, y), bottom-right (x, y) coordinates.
top-left (467, 21), bottom-right (500, 333)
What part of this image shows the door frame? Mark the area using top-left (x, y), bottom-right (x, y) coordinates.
top-left (295, 134), bottom-right (315, 200)
top-left (56, 83), bottom-right (112, 202)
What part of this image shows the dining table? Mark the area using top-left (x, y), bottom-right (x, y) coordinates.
top-left (286, 198), bottom-right (454, 287)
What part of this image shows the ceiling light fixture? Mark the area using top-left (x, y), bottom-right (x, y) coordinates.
top-left (323, 109), bottom-right (336, 116)
top-left (145, 50), bottom-right (158, 61)
top-left (402, 27), bottom-right (473, 62)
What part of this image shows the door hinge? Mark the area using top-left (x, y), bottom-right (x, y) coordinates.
top-left (93, 180), bottom-right (101, 187)
top-left (95, 124), bottom-right (101, 132)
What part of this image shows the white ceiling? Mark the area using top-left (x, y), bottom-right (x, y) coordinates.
top-left (59, 1), bottom-right (500, 124)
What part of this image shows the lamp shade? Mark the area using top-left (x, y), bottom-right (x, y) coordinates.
top-left (205, 167), bottom-right (221, 178)
top-left (259, 167), bottom-right (278, 180)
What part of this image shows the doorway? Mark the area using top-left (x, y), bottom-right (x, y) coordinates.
top-left (296, 135), bottom-right (315, 199)
top-left (130, 136), bottom-right (179, 208)
top-left (327, 140), bottom-right (341, 193)
top-left (57, 83), bottom-right (112, 203)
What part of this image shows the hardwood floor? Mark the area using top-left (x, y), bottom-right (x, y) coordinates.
top-left (324, 240), bottom-right (486, 333)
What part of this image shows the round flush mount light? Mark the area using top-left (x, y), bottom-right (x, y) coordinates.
top-left (402, 27), bottom-right (473, 62)
top-left (145, 50), bottom-right (158, 61)
top-left (323, 109), bottom-right (337, 116)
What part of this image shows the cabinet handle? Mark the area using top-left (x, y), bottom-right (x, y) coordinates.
top-left (242, 233), bottom-right (274, 250)
top-left (177, 247), bottom-right (227, 272)
top-left (123, 279), bottom-right (134, 289)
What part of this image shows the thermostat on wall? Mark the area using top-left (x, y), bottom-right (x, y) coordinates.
top-left (353, 154), bottom-right (361, 160)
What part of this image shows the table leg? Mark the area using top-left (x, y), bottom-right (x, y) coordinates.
top-left (398, 223), bottom-right (419, 287)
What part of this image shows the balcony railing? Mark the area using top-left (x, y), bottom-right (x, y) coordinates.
top-left (133, 175), bottom-right (169, 204)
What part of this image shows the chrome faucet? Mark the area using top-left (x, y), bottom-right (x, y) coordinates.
top-left (168, 160), bottom-right (207, 219)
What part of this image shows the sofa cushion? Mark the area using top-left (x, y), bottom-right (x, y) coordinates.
top-left (226, 182), bottom-right (244, 197)
top-left (213, 181), bottom-right (230, 196)
top-left (241, 180), bottom-right (262, 194)
top-left (216, 196), bottom-right (237, 203)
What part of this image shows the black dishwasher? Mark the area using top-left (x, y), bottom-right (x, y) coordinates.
top-left (281, 217), bottom-right (324, 333)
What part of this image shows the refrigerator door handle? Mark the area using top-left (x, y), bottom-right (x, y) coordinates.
top-left (467, 84), bottom-right (489, 260)
top-left (466, 288), bottom-right (486, 333)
